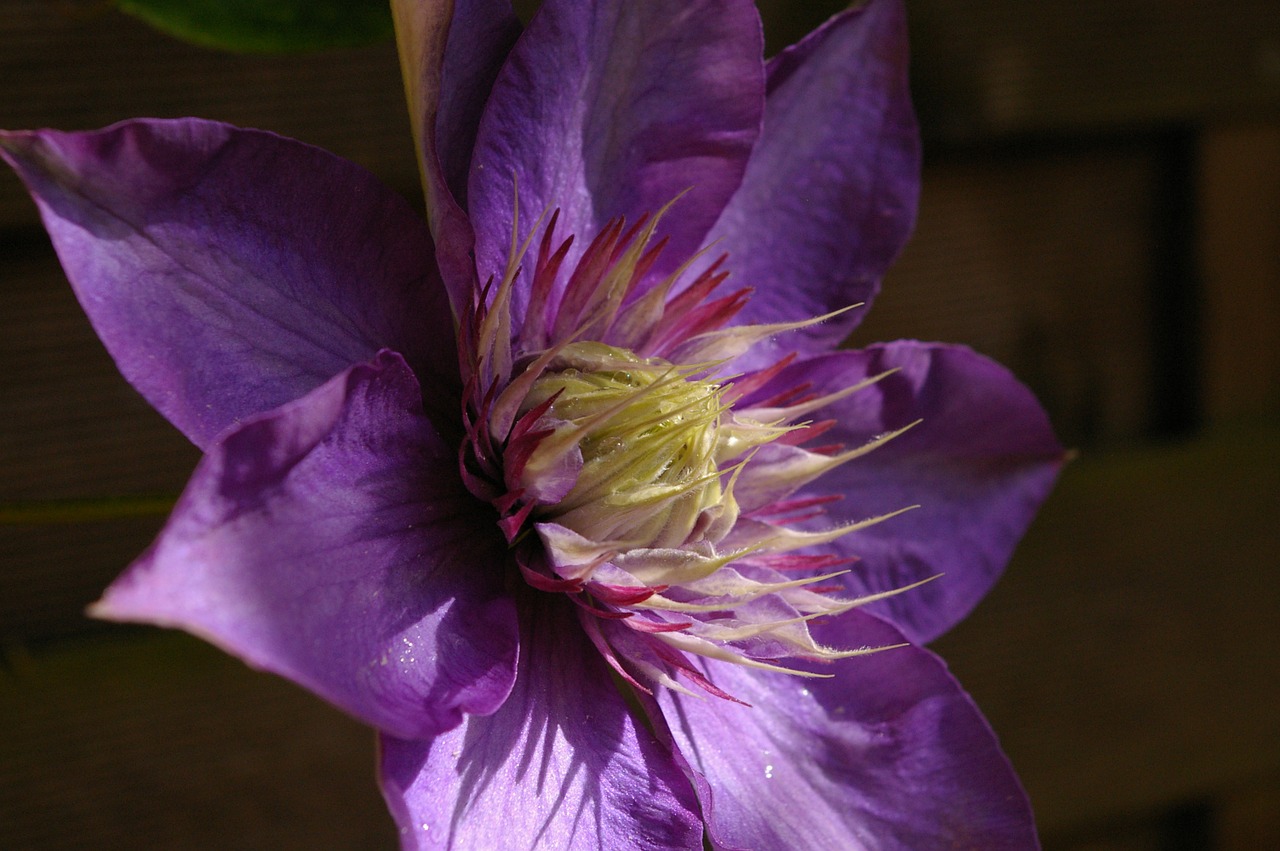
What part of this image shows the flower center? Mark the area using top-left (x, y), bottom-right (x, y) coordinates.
top-left (517, 341), bottom-right (727, 548)
top-left (458, 200), bottom-right (923, 699)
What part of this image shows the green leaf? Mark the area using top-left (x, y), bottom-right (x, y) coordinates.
top-left (115, 0), bottom-right (395, 53)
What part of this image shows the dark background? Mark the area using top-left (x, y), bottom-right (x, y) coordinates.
top-left (2, 1), bottom-right (1278, 848)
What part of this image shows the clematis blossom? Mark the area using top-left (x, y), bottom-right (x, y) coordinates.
top-left (1, 0), bottom-right (1065, 847)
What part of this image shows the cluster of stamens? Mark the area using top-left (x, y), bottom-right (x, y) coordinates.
top-left (457, 199), bottom-right (923, 700)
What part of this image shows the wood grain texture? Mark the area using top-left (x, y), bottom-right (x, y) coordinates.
top-left (756, 0), bottom-right (1280, 140)
top-left (0, 237), bottom-right (200, 504)
top-left (908, 0), bottom-right (1280, 141)
top-left (850, 147), bottom-right (1161, 447)
top-left (1200, 122), bottom-right (1280, 423)
top-left (933, 423), bottom-right (1280, 837)
top-left (0, 633), bottom-right (396, 850)
top-left (0, 237), bottom-right (196, 640)
top-left (1216, 776), bottom-right (1280, 851)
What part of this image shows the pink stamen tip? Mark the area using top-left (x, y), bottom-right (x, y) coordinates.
top-left (518, 559), bottom-right (582, 593)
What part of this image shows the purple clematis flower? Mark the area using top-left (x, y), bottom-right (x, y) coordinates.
top-left (2, 0), bottom-right (1065, 847)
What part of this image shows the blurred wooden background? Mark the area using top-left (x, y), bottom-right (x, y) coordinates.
top-left (2, 0), bottom-right (1278, 848)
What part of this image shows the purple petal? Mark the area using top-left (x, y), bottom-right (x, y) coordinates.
top-left (0, 119), bottom-right (453, 450)
top-left (749, 342), bottom-right (1065, 644)
top-left (379, 595), bottom-right (703, 850)
top-left (436, 1), bottom-right (522, 211)
top-left (392, 0), bottom-right (521, 309)
top-left (93, 352), bottom-right (519, 740)
top-left (707, 0), bottom-right (920, 368)
top-left (655, 611), bottom-right (1039, 850)
top-left (467, 0), bottom-right (765, 321)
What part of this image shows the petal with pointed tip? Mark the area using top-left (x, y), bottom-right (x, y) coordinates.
top-left (93, 352), bottom-right (519, 740)
top-left (706, 0), bottom-right (920, 368)
top-left (743, 342), bottom-right (1065, 644)
top-left (0, 119), bottom-right (454, 449)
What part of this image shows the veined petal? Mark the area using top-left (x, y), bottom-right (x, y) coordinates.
top-left (467, 0), bottom-right (765, 326)
top-left (92, 352), bottom-right (519, 740)
top-left (744, 343), bottom-right (1066, 644)
top-left (393, 0), bottom-right (521, 310)
top-left (379, 594), bottom-right (702, 851)
top-left (701, 0), bottom-right (920, 369)
top-left (0, 119), bottom-right (454, 449)
top-left (654, 611), bottom-right (1039, 850)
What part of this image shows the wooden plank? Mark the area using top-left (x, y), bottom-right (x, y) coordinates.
top-left (0, 517), bottom-right (168, 641)
top-left (1046, 800), bottom-right (1213, 851)
top-left (1045, 826), bottom-right (1163, 851)
top-left (1199, 121), bottom-right (1280, 423)
top-left (906, 0), bottom-right (1280, 141)
top-left (0, 233), bottom-right (196, 639)
top-left (0, 235), bottom-right (200, 503)
top-left (933, 423), bottom-right (1280, 836)
top-left (1216, 777), bottom-right (1280, 851)
top-left (849, 147), bottom-right (1161, 447)
top-left (0, 0), bottom-right (419, 230)
top-left (0, 632), bottom-right (395, 850)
